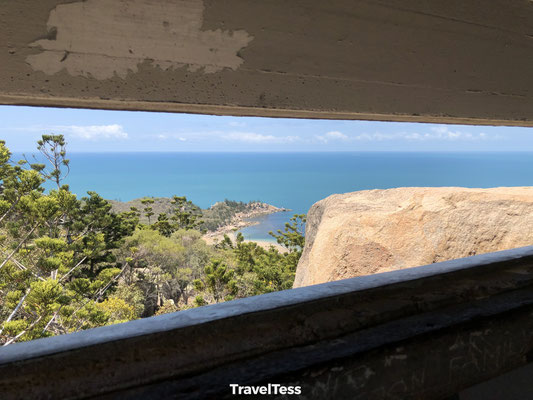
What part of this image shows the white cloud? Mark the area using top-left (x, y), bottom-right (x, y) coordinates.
top-left (352, 126), bottom-right (490, 142)
top-left (314, 135), bottom-right (328, 144)
top-left (222, 132), bottom-right (300, 143)
top-left (56, 124), bottom-right (128, 140)
top-left (404, 133), bottom-right (422, 140)
top-left (154, 133), bottom-right (187, 141)
top-left (354, 132), bottom-right (396, 141)
top-left (427, 125), bottom-right (484, 141)
top-left (354, 133), bottom-right (373, 141)
top-left (326, 131), bottom-right (348, 140)
top-left (315, 130), bottom-right (349, 143)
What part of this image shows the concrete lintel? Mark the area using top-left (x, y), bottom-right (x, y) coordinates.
top-left (2, 0), bottom-right (533, 126)
top-left (2, 94), bottom-right (533, 127)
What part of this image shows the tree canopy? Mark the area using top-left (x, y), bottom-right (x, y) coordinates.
top-left (0, 135), bottom-right (305, 345)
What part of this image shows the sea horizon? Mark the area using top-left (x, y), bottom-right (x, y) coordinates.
top-left (13, 151), bottom-right (533, 241)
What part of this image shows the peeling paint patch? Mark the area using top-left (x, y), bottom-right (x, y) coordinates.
top-left (26, 0), bottom-right (253, 79)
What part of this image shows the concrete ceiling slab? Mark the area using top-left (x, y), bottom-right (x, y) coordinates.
top-left (1, 0), bottom-right (533, 126)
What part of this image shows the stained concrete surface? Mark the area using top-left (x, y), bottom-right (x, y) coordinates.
top-left (460, 363), bottom-right (533, 400)
top-left (1, 0), bottom-right (533, 125)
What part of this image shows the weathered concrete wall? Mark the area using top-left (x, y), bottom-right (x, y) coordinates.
top-left (1, 0), bottom-right (533, 125)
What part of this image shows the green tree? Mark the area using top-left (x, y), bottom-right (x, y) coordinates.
top-left (269, 214), bottom-right (306, 253)
top-left (194, 259), bottom-right (237, 303)
top-left (170, 196), bottom-right (203, 231)
top-left (23, 134), bottom-right (70, 190)
top-left (140, 198), bottom-right (155, 224)
top-left (0, 134), bottom-right (308, 343)
top-left (0, 135), bottom-right (138, 345)
top-left (153, 213), bottom-right (174, 237)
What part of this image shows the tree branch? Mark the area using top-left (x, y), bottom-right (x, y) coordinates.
top-left (3, 315), bottom-right (42, 346)
top-left (59, 256), bottom-right (88, 282)
top-left (0, 288), bottom-right (31, 335)
top-left (0, 225), bottom-right (37, 270)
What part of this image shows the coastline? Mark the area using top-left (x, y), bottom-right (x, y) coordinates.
top-left (202, 202), bottom-right (290, 253)
top-left (110, 197), bottom-right (290, 252)
top-left (204, 231), bottom-right (289, 254)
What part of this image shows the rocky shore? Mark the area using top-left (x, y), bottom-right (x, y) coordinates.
top-left (203, 202), bottom-right (289, 245)
top-left (111, 197), bottom-right (290, 252)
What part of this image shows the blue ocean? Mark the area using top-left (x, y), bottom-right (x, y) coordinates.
top-left (18, 152), bottom-right (533, 241)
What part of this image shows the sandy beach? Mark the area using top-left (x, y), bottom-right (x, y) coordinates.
top-left (203, 231), bottom-right (288, 253)
top-left (202, 202), bottom-right (289, 253)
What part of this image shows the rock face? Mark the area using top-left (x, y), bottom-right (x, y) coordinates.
top-left (294, 187), bottom-right (533, 288)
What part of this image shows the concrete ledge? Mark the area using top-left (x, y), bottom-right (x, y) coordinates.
top-left (2, 246), bottom-right (533, 399)
top-left (128, 289), bottom-right (533, 400)
top-left (3, 94), bottom-right (533, 128)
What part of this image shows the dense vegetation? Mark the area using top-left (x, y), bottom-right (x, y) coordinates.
top-left (0, 135), bottom-right (305, 345)
top-left (111, 197), bottom-right (270, 232)
top-left (202, 199), bottom-right (263, 231)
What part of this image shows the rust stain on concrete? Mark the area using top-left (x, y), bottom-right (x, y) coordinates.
top-left (26, 0), bottom-right (253, 79)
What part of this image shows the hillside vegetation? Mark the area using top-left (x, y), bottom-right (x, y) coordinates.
top-left (0, 135), bottom-right (305, 345)
top-left (110, 197), bottom-right (280, 232)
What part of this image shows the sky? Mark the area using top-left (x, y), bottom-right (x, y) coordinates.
top-left (1, 105), bottom-right (533, 153)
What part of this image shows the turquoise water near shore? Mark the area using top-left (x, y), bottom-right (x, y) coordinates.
top-left (239, 212), bottom-right (294, 242)
top-left (17, 152), bottom-right (533, 240)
